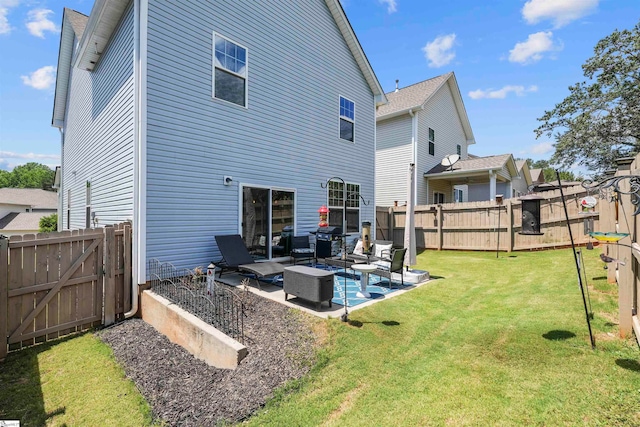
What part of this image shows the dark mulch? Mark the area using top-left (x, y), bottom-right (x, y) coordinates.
top-left (98, 287), bottom-right (319, 426)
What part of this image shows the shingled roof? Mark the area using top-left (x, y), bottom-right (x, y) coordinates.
top-left (376, 73), bottom-right (451, 118)
top-left (425, 154), bottom-right (516, 176)
top-left (0, 188), bottom-right (58, 209)
top-left (0, 212), bottom-right (49, 231)
top-left (376, 72), bottom-right (475, 144)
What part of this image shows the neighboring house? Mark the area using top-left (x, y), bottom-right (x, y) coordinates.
top-left (426, 154), bottom-right (520, 202)
top-left (0, 188), bottom-right (58, 236)
top-left (530, 168), bottom-right (545, 187)
top-left (456, 158), bottom-right (532, 201)
top-left (376, 72), bottom-right (476, 206)
top-left (52, 1), bottom-right (386, 285)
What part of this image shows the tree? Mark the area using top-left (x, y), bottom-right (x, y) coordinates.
top-left (0, 170), bottom-right (10, 187)
top-left (2, 163), bottom-right (55, 189)
top-left (39, 213), bottom-right (58, 232)
top-left (535, 22), bottom-right (640, 174)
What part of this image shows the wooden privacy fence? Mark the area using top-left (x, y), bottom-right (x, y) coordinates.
top-left (0, 222), bottom-right (132, 359)
top-left (376, 185), bottom-right (599, 251)
top-left (596, 155), bottom-right (640, 341)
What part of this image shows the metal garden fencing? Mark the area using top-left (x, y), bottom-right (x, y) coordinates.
top-left (147, 259), bottom-right (246, 342)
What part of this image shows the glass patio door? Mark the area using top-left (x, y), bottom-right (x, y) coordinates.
top-left (242, 186), bottom-right (294, 260)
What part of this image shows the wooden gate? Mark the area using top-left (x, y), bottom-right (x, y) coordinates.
top-left (0, 223), bottom-right (132, 359)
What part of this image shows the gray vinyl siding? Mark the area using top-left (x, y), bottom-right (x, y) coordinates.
top-left (61, 5), bottom-right (135, 230)
top-left (145, 0), bottom-right (376, 269)
top-left (417, 82), bottom-right (467, 205)
top-left (375, 115), bottom-right (413, 207)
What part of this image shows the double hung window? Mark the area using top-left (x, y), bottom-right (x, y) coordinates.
top-left (339, 96), bottom-right (355, 142)
top-left (428, 128), bottom-right (435, 156)
top-left (213, 33), bottom-right (248, 107)
top-left (328, 180), bottom-right (360, 232)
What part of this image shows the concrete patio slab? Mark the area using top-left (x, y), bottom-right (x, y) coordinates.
top-left (214, 266), bottom-right (432, 319)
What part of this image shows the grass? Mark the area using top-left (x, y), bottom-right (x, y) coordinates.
top-left (1, 248), bottom-right (639, 426)
top-left (0, 331), bottom-right (155, 426)
top-left (247, 248), bottom-right (640, 426)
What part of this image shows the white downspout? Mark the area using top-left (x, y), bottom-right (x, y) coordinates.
top-left (127, 0), bottom-right (147, 318)
top-left (58, 128), bottom-right (64, 231)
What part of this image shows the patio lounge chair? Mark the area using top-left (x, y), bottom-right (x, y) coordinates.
top-left (214, 234), bottom-right (286, 289)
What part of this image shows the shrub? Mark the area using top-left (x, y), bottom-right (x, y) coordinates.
top-left (39, 213), bottom-right (58, 232)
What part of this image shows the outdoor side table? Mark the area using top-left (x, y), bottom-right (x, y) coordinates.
top-left (351, 264), bottom-right (377, 298)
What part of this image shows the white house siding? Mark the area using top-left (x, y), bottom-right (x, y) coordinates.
top-left (417, 82), bottom-right (467, 205)
top-left (375, 115), bottom-right (412, 206)
top-left (62, 5), bottom-right (135, 230)
top-left (145, 1), bottom-right (376, 270)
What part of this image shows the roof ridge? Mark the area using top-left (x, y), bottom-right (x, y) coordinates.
top-left (385, 72), bottom-right (451, 95)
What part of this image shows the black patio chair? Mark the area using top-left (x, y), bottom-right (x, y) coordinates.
top-left (371, 247), bottom-right (407, 288)
top-left (214, 234), bottom-right (285, 289)
top-left (290, 235), bottom-right (315, 265)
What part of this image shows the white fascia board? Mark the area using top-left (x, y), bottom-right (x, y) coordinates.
top-left (325, 0), bottom-right (387, 106)
top-left (51, 10), bottom-right (75, 128)
top-left (74, 0), bottom-right (130, 71)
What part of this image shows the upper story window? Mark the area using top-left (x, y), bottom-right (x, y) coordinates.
top-left (456, 144), bottom-right (461, 156)
top-left (213, 33), bottom-right (248, 107)
top-left (428, 127), bottom-right (435, 156)
top-left (339, 96), bottom-right (355, 142)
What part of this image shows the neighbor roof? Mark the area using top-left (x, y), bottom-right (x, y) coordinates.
top-left (0, 188), bottom-right (58, 209)
top-left (376, 72), bottom-right (475, 144)
top-left (530, 168), bottom-right (545, 183)
top-left (425, 154), bottom-right (518, 177)
top-left (0, 212), bottom-right (49, 231)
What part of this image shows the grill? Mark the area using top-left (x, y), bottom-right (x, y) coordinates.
top-left (316, 226), bottom-right (342, 259)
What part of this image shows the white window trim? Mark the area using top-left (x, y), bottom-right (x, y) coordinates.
top-left (338, 95), bottom-right (355, 143)
top-left (212, 31), bottom-right (249, 109)
top-left (327, 179), bottom-right (361, 232)
top-left (434, 191), bottom-right (445, 204)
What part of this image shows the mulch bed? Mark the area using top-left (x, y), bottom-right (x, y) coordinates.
top-left (98, 286), bottom-right (319, 426)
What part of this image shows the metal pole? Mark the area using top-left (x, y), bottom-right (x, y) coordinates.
top-left (557, 170), bottom-right (595, 349)
top-left (342, 182), bottom-right (349, 322)
top-left (496, 206), bottom-right (501, 258)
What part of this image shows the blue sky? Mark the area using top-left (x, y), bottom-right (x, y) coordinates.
top-left (0, 0), bottom-right (638, 173)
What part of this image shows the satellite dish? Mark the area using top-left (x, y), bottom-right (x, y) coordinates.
top-left (441, 154), bottom-right (460, 170)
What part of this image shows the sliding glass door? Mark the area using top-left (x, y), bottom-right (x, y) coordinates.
top-left (242, 186), bottom-right (295, 260)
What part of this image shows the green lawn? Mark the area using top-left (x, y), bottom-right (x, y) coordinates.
top-left (0, 332), bottom-right (155, 427)
top-left (1, 248), bottom-right (639, 426)
top-left (248, 249), bottom-right (640, 426)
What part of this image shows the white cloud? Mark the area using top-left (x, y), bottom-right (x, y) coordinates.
top-left (530, 142), bottom-right (553, 155)
top-left (468, 85), bottom-right (538, 100)
top-left (422, 34), bottom-right (456, 68)
top-left (0, 0), bottom-right (20, 35)
top-left (522, 0), bottom-right (599, 28)
top-left (21, 65), bottom-right (56, 90)
top-left (508, 31), bottom-right (560, 64)
top-left (0, 151), bottom-right (60, 161)
top-left (26, 8), bottom-right (58, 38)
top-left (378, 0), bottom-right (397, 13)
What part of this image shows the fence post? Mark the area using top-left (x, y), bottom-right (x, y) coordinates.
top-left (618, 179), bottom-right (635, 337)
top-left (437, 205), bottom-right (443, 251)
top-left (388, 207), bottom-right (394, 244)
top-left (506, 200), bottom-right (514, 252)
top-left (104, 226), bottom-right (116, 326)
top-left (0, 236), bottom-right (8, 360)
